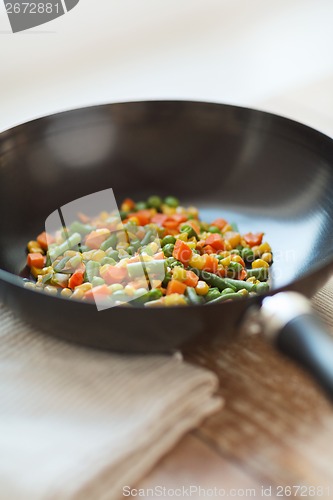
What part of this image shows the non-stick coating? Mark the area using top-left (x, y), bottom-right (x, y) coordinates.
top-left (1, 101), bottom-right (333, 352)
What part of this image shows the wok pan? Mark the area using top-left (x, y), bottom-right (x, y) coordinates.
top-left (1, 101), bottom-right (333, 396)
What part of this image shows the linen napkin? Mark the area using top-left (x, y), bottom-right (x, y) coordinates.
top-left (0, 304), bottom-right (222, 500)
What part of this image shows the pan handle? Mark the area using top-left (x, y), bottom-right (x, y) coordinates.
top-left (259, 292), bottom-right (333, 401)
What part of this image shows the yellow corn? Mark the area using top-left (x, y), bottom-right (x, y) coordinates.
top-left (164, 294), bottom-right (187, 306)
top-left (109, 284), bottom-right (124, 293)
top-left (90, 250), bottom-right (106, 262)
top-left (261, 252), bottom-right (272, 263)
top-left (187, 206), bottom-right (199, 218)
top-left (224, 241), bottom-right (232, 251)
top-left (187, 241), bottom-right (196, 250)
top-left (70, 289), bottom-right (85, 300)
top-left (44, 285), bottom-right (58, 296)
top-left (189, 254), bottom-right (206, 270)
top-left (141, 254), bottom-right (154, 262)
top-left (237, 288), bottom-right (249, 297)
top-left (224, 231), bottom-right (241, 248)
top-left (195, 281), bottom-right (209, 296)
top-left (61, 288), bottom-right (73, 298)
top-left (221, 224), bottom-right (233, 233)
top-left (30, 267), bottom-right (44, 278)
top-left (231, 254), bottom-right (244, 265)
top-left (128, 216), bottom-right (139, 225)
top-left (148, 241), bottom-right (159, 253)
top-left (124, 285), bottom-right (135, 296)
top-left (117, 242), bottom-right (129, 250)
top-left (177, 232), bottom-right (188, 242)
top-left (24, 281), bottom-right (36, 290)
top-left (27, 240), bottom-right (42, 253)
top-left (246, 277), bottom-right (256, 283)
top-left (220, 256), bottom-right (231, 267)
top-left (64, 250), bottom-right (79, 257)
top-left (251, 245), bottom-right (261, 258)
top-left (252, 258), bottom-right (269, 269)
top-left (161, 204), bottom-right (176, 216)
top-left (173, 266), bottom-right (187, 281)
top-left (219, 251), bottom-right (230, 258)
top-left (259, 242), bottom-right (272, 254)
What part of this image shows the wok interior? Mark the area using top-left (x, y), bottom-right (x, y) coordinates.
top-left (1, 101), bottom-right (333, 291)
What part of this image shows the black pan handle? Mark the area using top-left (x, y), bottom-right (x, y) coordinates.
top-left (260, 292), bottom-right (333, 401)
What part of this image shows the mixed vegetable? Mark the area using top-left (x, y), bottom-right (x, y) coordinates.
top-left (23, 196), bottom-right (273, 307)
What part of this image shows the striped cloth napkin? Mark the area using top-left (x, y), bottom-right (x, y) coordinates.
top-left (0, 304), bottom-right (222, 500)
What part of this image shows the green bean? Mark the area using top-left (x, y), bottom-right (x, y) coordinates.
top-left (208, 292), bottom-right (243, 305)
top-left (162, 272), bottom-right (172, 287)
top-left (127, 262), bottom-right (146, 279)
top-left (254, 282), bottom-right (270, 294)
top-left (208, 226), bottom-right (221, 234)
top-left (91, 276), bottom-right (105, 287)
top-left (48, 233), bottom-right (81, 261)
top-left (53, 256), bottom-right (70, 272)
top-left (42, 272), bottom-right (53, 285)
top-left (246, 267), bottom-right (269, 281)
top-left (198, 270), bottom-right (236, 291)
top-left (105, 248), bottom-right (119, 261)
top-left (221, 287), bottom-right (236, 295)
top-left (69, 221), bottom-right (93, 236)
top-left (132, 288), bottom-right (162, 305)
top-left (164, 196), bottom-right (179, 208)
top-left (85, 261), bottom-right (101, 282)
top-left (161, 235), bottom-right (176, 247)
top-left (141, 229), bottom-right (154, 246)
top-left (205, 287), bottom-right (221, 302)
top-left (100, 233), bottom-right (118, 251)
top-left (186, 287), bottom-right (204, 305)
top-left (224, 277), bottom-right (255, 292)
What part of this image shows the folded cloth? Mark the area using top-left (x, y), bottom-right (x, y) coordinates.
top-left (0, 305), bottom-right (222, 500)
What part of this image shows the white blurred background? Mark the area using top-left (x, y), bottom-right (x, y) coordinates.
top-left (0, 0), bottom-right (332, 135)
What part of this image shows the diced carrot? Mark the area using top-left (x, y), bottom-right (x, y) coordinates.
top-left (85, 229), bottom-right (110, 249)
top-left (239, 269), bottom-right (248, 280)
top-left (127, 255), bottom-right (141, 263)
top-left (121, 198), bottom-right (135, 211)
top-left (151, 214), bottom-right (168, 226)
top-left (101, 266), bottom-right (128, 285)
top-left (184, 270), bottom-right (199, 287)
top-left (186, 219), bottom-right (201, 235)
top-left (78, 212), bottom-right (90, 223)
top-left (172, 240), bottom-right (192, 266)
top-left (37, 231), bottom-right (54, 250)
top-left (166, 279), bottom-right (187, 295)
top-left (216, 267), bottom-right (228, 277)
top-left (243, 232), bottom-right (264, 247)
top-left (163, 219), bottom-right (180, 230)
top-left (202, 245), bottom-right (214, 254)
top-left (210, 218), bottom-right (228, 230)
top-left (154, 251), bottom-right (165, 260)
top-left (164, 228), bottom-right (179, 236)
top-left (68, 269), bottom-right (84, 289)
top-left (203, 255), bottom-right (218, 273)
top-left (170, 214), bottom-right (188, 224)
top-left (85, 285), bottom-right (110, 300)
top-left (27, 253), bottom-right (45, 268)
top-left (132, 210), bottom-right (152, 226)
top-left (231, 254), bottom-right (246, 267)
top-left (205, 234), bottom-right (225, 251)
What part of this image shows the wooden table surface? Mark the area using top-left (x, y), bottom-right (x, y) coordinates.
top-left (136, 286), bottom-right (333, 499)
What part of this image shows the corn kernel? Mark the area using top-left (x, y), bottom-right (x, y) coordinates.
top-left (237, 288), bottom-right (249, 296)
top-left (231, 255), bottom-right (244, 265)
top-left (70, 289), bottom-right (85, 300)
top-left (187, 241), bottom-right (196, 250)
top-left (64, 250), bottom-right (79, 258)
top-left (259, 242), bottom-right (271, 254)
top-left (75, 283), bottom-right (92, 293)
top-left (224, 231), bottom-right (241, 248)
top-left (161, 204), bottom-right (176, 216)
top-left (61, 288), bottom-right (73, 298)
top-left (224, 241), bottom-right (232, 251)
top-left (24, 281), bottom-right (36, 290)
top-left (195, 281), bottom-right (209, 296)
top-left (30, 267), bottom-right (44, 278)
top-left (220, 256), bottom-right (231, 267)
top-left (141, 254), bottom-right (153, 262)
top-left (189, 254), bottom-right (206, 270)
top-left (246, 277), bottom-right (257, 283)
top-left (164, 294), bottom-right (187, 306)
top-left (261, 252), bottom-right (272, 263)
top-left (148, 242), bottom-right (159, 253)
top-left (252, 259), bottom-right (269, 269)
top-left (124, 285), bottom-right (135, 296)
top-left (222, 224), bottom-right (233, 233)
top-left (109, 284), bottom-right (124, 293)
top-left (90, 250), bottom-right (106, 262)
top-left (128, 216), bottom-right (139, 225)
top-left (173, 266), bottom-right (187, 281)
top-left (177, 232), bottom-right (188, 242)
top-left (116, 222), bottom-right (124, 230)
top-left (251, 246), bottom-right (261, 258)
top-left (187, 206), bottom-right (199, 218)
top-left (44, 285), bottom-right (58, 296)
top-left (219, 251), bottom-right (230, 258)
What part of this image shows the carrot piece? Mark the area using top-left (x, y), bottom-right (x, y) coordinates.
top-left (186, 219), bottom-right (201, 235)
top-left (184, 270), bottom-right (199, 287)
top-left (205, 234), bottom-right (225, 251)
top-left (132, 210), bottom-right (152, 226)
top-left (27, 253), bottom-right (45, 268)
top-left (85, 229), bottom-right (110, 249)
top-left (121, 198), bottom-right (135, 211)
top-left (170, 214), bottom-right (188, 224)
top-left (243, 232), bottom-right (264, 247)
top-left (166, 279), bottom-right (187, 295)
top-left (151, 214), bottom-right (168, 226)
top-left (78, 212), bottom-right (90, 223)
top-left (85, 285), bottom-right (110, 301)
top-left (210, 218), bottom-right (228, 230)
top-left (202, 245), bottom-right (214, 254)
top-left (68, 269), bottom-right (84, 289)
top-left (163, 219), bottom-right (180, 230)
top-left (154, 251), bottom-right (165, 260)
top-left (37, 231), bottom-right (54, 250)
top-left (102, 266), bottom-right (127, 285)
top-left (204, 255), bottom-right (218, 273)
top-left (239, 269), bottom-right (248, 280)
top-left (172, 240), bottom-right (192, 266)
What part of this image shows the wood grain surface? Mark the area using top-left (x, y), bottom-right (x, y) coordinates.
top-left (136, 280), bottom-right (333, 499)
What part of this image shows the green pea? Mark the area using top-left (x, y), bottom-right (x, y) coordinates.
top-left (135, 201), bottom-right (148, 211)
top-left (208, 226), bottom-right (221, 234)
top-left (91, 276), bottom-right (105, 287)
top-left (180, 224), bottom-right (198, 239)
top-left (241, 247), bottom-right (255, 262)
top-left (147, 196), bottom-right (162, 210)
top-left (228, 261), bottom-right (243, 274)
top-left (163, 243), bottom-right (175, 257)
top-left (246, 267), bottom-right (269, 281)
top-left (149, 289), bottom-right (163, 301)
top-left (105, 248), bottom-right (120, 261)
top-left (164, 196), bottom-right (179, 208)
top-left (205, 288), bottom-right (221, 302)
top-left (119, 210), bottom-right (128, 221)
top-left (162, 235), bottom-right (176, 246)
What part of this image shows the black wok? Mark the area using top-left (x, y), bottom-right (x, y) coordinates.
top-left (1, 101), bottom-right (333, 396)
